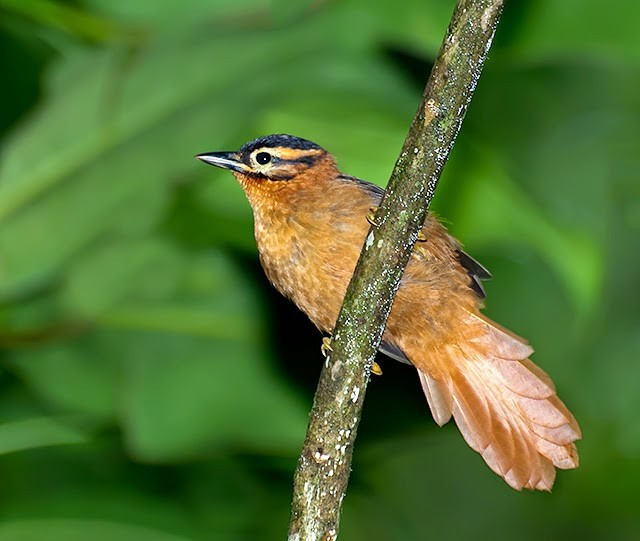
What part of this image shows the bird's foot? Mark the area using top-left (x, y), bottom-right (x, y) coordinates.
top-left (417, 229), bottom-right (427, 242)
top-left (367, 206), bottom-right (379, 227)
top-left (321, 336), bottom-right (382, 375)
top-left (321, 336), bottom-right (333, 358)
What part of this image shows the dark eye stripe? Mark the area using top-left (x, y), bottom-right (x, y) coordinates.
top-left (286, 155), bottom-right (319, 167)
top-left (271, 154), bottom-right (320, 168)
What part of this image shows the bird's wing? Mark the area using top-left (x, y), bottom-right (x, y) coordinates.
top-left (337, 174), bottom-right (384, 200)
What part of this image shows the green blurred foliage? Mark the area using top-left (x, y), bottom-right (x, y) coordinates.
top-left (0, 0), bottom-right (638, 539)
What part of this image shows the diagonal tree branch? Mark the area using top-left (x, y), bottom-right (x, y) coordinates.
top-left (287, 1), bottom-right (505, 539)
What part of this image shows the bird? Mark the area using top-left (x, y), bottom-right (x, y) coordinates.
top-left (196, 133), bottom-right (581, 491)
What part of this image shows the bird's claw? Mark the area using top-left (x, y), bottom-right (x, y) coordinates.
top-left (417, 230), bottom-right (427, 242)
top-left (371, 361), bottom-right (383, 376)
top-left (367, 206), bottom-right (379, 227)
top-left (321, 336), bottom-right (333, 357)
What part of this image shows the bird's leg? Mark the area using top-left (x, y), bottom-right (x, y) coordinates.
top-left (321, 336), bottom-right (383, 376)
top-left (367, 206), bottom-right (379, 227)
top-left (417, 229), bottom-right (427, 242)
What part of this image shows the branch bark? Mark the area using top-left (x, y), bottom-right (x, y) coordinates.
top-left (287, 1), bottom-right (504, 539)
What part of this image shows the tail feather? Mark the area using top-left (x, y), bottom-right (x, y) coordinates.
top-left (418, 370), bottom-right (452, 426)
top-left (415, 314), bottom-right (580, 491)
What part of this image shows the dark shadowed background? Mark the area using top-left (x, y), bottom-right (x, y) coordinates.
top-left (0, 1), bottom-right (639, 539)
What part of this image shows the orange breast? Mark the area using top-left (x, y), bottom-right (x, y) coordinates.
top-left (251, 178), bottom-right (375, 331)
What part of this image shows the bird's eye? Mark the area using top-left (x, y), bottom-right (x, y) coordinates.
top-left (255, 151), bottom-right (271, 165)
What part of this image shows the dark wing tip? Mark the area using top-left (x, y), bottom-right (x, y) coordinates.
top-left (379, 340), bottom-right (412, 365)
top-left (456, 249), bottom-right (492, 299)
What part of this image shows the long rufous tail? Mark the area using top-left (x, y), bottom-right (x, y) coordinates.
top-left (416, 311), bottom-right (581, 491)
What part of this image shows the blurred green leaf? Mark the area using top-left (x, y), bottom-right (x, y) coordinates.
top-left (515, 1), bottom-right (640, 62)
top-left (0, 0), bottom-right (122, 42)
top-left (584, 323), bottom-right (640, 456)
top-left (0, 519), bottom-right (192, 541)
top-left (0, 417), bottom-right (88, 455)
top-left (362, 0), bottom-right (454, 56)
top-left (85, 0), bottom-right (263, 31)
top-left (453, 151), bottom-right (603, 319)
top-left (11, 251), bottom-right (307, 459)
top-left (121, 332), bottom-right (306, 461)
top-left (61, 239), bottom-right (183, 318)
top-left (10, 335), bottom-right (123, 419)
top-left (114, 253), bottom-right (306, 460)
top-left (268, 0), bottom-right (313, 25)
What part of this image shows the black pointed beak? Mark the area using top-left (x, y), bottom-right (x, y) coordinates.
top-left (195, 151), bottom-right (249, 174)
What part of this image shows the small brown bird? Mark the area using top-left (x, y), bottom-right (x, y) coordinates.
top-left (197, 134), bottom-right (581, 491)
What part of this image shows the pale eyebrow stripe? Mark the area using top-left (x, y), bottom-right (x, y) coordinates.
top-left (270, 147), bottom-right (324, 161)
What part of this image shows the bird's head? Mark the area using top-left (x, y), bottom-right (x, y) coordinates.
top-left (196, 134), bottom-right (335, 188)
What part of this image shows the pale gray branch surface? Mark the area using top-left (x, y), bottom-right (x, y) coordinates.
top-left (288, 1), bottom-right (504, 539)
